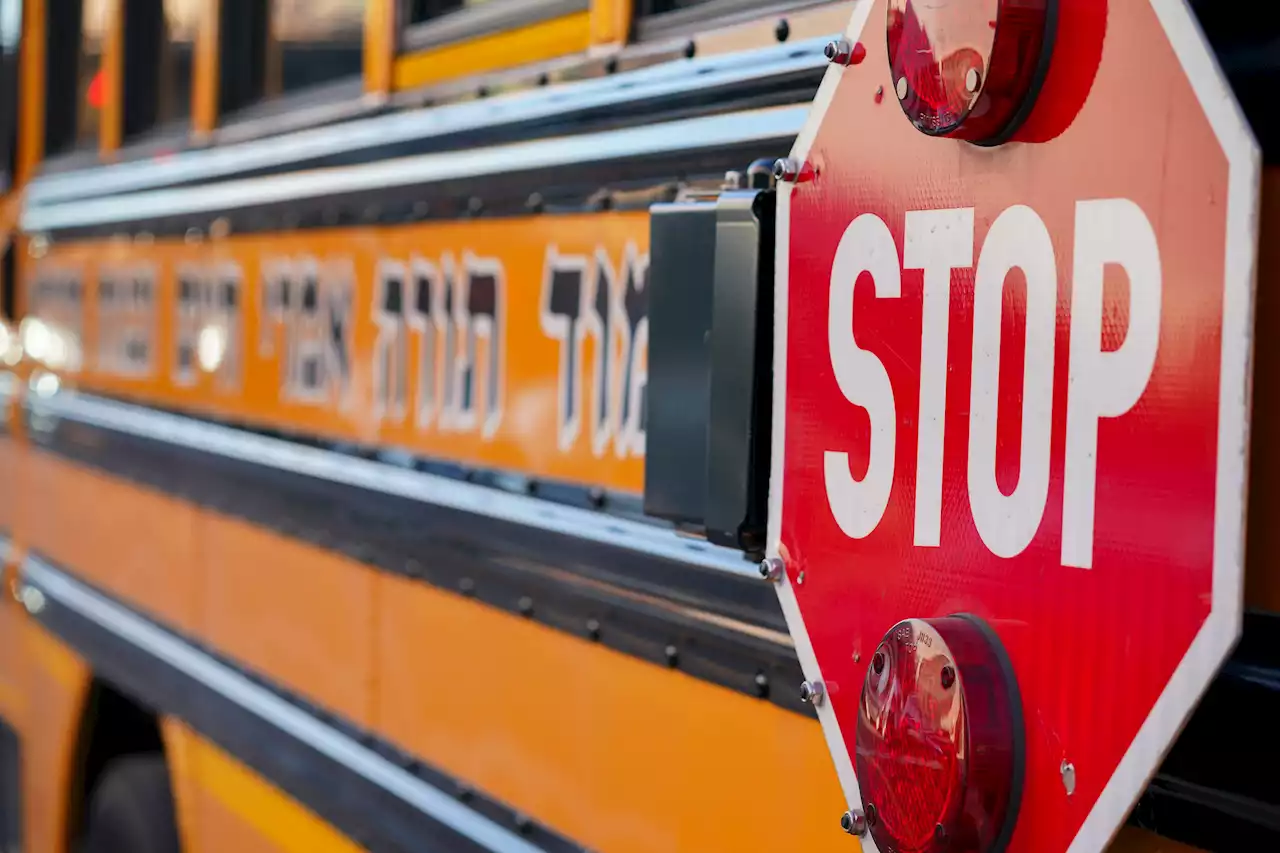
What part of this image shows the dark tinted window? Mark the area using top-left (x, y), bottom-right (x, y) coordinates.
top-left (220, 0), bottom-right (364, 117)
top-left (45, 0), bottom-right (110, 156)
top-left (0, 0), bottom-right (20, 182)
top-left (121, 0), bottom-right (198, 139)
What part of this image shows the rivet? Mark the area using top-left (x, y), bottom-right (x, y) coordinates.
top-left (874, 85), bottom-right (885, 104)
top-left (1061, 760), bottom-right (1077, 795)
top-left (458, 577), bottom-right (475, 595)
top-left (683, 40), bottom-right (696, 59)
top-left (865, 802), bottom-right (879, 827)
top-left (517, 595), bottom-right (534, 616)
top-left (758, 556), bottom-right (785, 581)
top-left (586, 618), bottom-right (601, 640)
top-left (840, 810), bottom-right (867, 836)
top-left (966, 67), bottom-right (982, 93)
top-left (20, 586), bottom-right (45, 615)
top-left (754, 672), bottom-right (769, 696)
top-left (525, 193), bottom-right (545, 213)
top-left (800, 680), bottom-right (825, 706)
top-left (772, 157), bottom-right (801, 183)
top-left (514, 814), bottom-right (533, 835)
top-left (896, 76), bottom-right (909, 101)
top-left (872, 651), bottom-right (886, 675)
top-left (467, 197), bottom-right (484, 216)
top-left (664, 644), bottom-right (679, 666)
top-left (940, 665), bottom-right (956, 690)
top-left (824, 39), bottom-right (852, 65)
top-left (774, 18), bottom-right (790, 42)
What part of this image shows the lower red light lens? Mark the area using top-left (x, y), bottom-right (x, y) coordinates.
top-left (887, 0), bottom-right (1057, 144)
top-left (855, 616), bottom-right (1024, 853)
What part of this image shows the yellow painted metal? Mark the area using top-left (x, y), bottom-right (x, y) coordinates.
top-left (165, 720), bottom-right (365, 853)
top-left (18, 0), bottom-right (47, 183)
top-left (363, 0), bottom-right (397, 97)
top-left (99, 0), bottom-right (125, 155)
top-left (29, 213), bottom-right (650, 493)
top-left (589, 0), bottom-right (633, 47)
top-left (392, 11), bottom-right (592, 91)
top-left (192, 0), bottom-right (221, 137)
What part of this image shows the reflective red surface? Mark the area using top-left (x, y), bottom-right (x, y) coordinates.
top-left (856, 617), bottom-right (1021, 853)
top-left (887, 0), bottom-right (1056, 142)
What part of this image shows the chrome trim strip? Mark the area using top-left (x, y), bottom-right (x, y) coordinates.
top-left (401, 0), bottom-right (590, 53)
top-left (20, 555), bottom-right (546, 853)
top-left (22, 104), bottom-right (806, 233)
top-left (24, 37), bottom-right (827, 209)
top-left (32, 391), bottom-right (754, 577)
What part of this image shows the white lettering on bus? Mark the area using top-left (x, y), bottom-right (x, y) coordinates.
top-left (824, 200), bottom-right (1161, 566)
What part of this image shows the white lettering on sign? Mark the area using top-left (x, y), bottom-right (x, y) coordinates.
top-left (1063, 199), bottom-right (1163, 569)
top-left (825, 213), bottom-right (900, 540)
top-left (824, 200), bottom-right (1161, 566)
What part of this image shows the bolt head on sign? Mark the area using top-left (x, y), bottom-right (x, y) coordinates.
top-left (770, 1), bottom-right (1260, 852)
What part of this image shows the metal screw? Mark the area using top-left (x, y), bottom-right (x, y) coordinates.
top-left (840, 810), bottom-right (867, 836)
top-left (941, 665), bottom-right (956, 690)
top-left (824, 38), bottom-right (853, 65)
top-left (20, 586), bottom-right (45, 615)
top-left (759, 556), bottom-right (785, 581)
top-left (896, 76), bottom-right (909, 101)
top-left (800, 680), bottom-right (826, 706)
top-left (872, 651), bottom-right (886, 674)
top-left (965, 67), bottom-right (982, 93)
top-left (1061, 761), bottom-right (1077, 795)
top-left (772, 158), bottom-right (802, 183)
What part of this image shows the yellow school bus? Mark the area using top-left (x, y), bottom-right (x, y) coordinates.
top-left (0, 1), bottom-right (1272, 852)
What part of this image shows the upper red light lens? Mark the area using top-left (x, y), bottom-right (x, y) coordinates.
top-left (855, 616), bottom-right (1024, 853)
top-left (887, 0), bottom-right (1057, 144)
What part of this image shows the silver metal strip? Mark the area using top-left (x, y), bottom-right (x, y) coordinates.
top-left (22, 104), bottom-right (807, 234)
top-left (20, 556), bottom-right (546, 853)
top-left (24, 36), bottom-right (827, 209)
top-left (32, 391), bottom-right (754, 577)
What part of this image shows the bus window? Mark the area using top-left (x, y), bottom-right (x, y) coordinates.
top-left (119, 0), bottom-right (198, 141)
top-left (219, 0), bottom-right (364, 120)
top-left (44, 0), bottom-right (111, 157)
top-left (0, 0), bottom-right (19, 186)
top-left (399, 0), bottom-right (589, 55)
top-left (633, 0), bottom-right (818, 41)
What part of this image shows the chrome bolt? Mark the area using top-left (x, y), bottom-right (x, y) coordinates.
top-left (840, 810), bottom-right (867, 836)
top-left (20, 585), bottom-right (45, 615)
top-left (800, 680), bottom-right (826, 706)
top-left (1061, 760), bottom-right (1077, 795)
top-left (759, 556), bottom-right (785, 581)
top-left (772, 157), bottom-right (801, 183)
top-left (824, 38), bottom-right (854, 66)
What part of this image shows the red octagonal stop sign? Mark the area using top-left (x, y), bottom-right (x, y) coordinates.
top-left (770, 1), bottom-right (1260, 852)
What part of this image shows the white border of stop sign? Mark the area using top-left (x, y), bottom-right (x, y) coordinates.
top-left (767, 2), bottom-right (1261, 851)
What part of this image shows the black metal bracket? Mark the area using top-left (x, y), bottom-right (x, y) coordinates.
top-left (645, 188), bottom-right (775, 554)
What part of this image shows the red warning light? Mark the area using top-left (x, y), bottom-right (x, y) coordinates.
top-left (855, 616), bottom-right (1024, 853)
top-left (887, 0), bottom-right (1057, 144)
